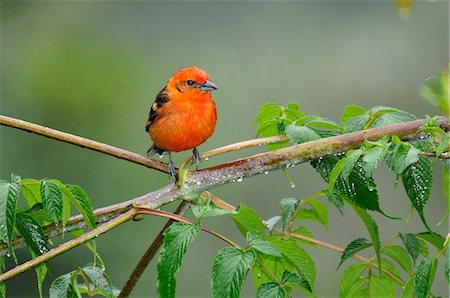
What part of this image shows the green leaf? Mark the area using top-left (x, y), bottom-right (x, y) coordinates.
top-left (418, 238), bottom-right (429, 257)
top-left (34, 263), bottom-right (48, 298)
top-left (267, 235), bottom-right (316, 287)
top-left (400, 233), bottom-right (420, 264)
top-left (368, 273), bottom-right (396, 298)
top-left (252, 254), bottom-right (290, 290)
top-left (247, 232), bottom-right (282, 257)
top-left (211, 247), bottom-right (256, 298)
top-left (362, 146), bottom-right (385, 180)
top-left (265, 216), bottom-right (281, 232)
top-left (0, 179), bottom-right (20, 254)
top-left (296, 200), bottom-right (328, 231)
top-left (400, 277), bottom-right (414, 298)
top-left (65, 185), bottom-right (96, 230)
top-left (157, 222), bottom-right (201, 298)
top-left (415, 232), bottom-right (445, 250)
top-left (49, 272), bottom-right (74, 298)
top-left (282, 270), bottom-right (312, 292)
top-left (302, 116), bottom-right (342, 131)
top-left (292, 226), bottom-right (317, 247)
top-left (82, 264), bottom-right (114, 298)
top-left (341, 105), bottom-right (366, 126)
top-left (401, 156), bottom-right (434, 230)
top-left (279, 198), bottom-right (297, 230)
top-left (312, 156), bottom-right (383, 213)
top-left (350, 205), bottom-right (381, 267)
top-left (382, 246), bottom-right (412, 273)
top-left (230, 204), bottom-right (265, 238)
top-left (341, 150), bottom-right (364, 182)
top-left (414, 258), bottom-right (437, 298)
top-left (15, 213), bottom-right (48, 256)
top-left (345, 114), bottom-right (370, 132)
top-left (40, 180), bottom-right (63, 226)
top-left (372, 109), bottom-right (416, 127)
top-left (20, 179), bottom-right (42, 207)
top-left (285, 125), bottom-right (321, 144)
top-left (327, 158), bottom-right (346, 195)
top-left (443, 159), bottom-right (450, 215)
top-left (379, 258), bottom-right (402, 285)
top-left (191, 198), bottom-right (236, 219)
top-left (256, 282), bottom-right (285, 298)
top-left (338, 263), bottom-right (367, 298)
top-left (337, 238), bottom-right (372, 269)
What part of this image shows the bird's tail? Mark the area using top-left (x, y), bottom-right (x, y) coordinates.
top-left (146, 144), bottom-right (165, 157)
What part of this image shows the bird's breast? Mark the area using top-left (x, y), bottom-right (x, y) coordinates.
top-left (149, 95), bottom-right (217, 152)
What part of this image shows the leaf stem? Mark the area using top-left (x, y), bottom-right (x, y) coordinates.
top-left (286, 190), bottom-right (326, 233)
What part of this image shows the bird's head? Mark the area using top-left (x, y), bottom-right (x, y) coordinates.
top-left (167, 66), bottom-right (217, 95)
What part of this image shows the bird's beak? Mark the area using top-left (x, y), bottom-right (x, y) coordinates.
top-left (199, 80), bottom-right (218, 91)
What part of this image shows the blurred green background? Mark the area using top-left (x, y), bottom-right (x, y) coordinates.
top-left (1, 1), bottom-right (448, 297)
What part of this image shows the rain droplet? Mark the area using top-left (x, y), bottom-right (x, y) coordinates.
top-left (6, 251), bottom-right (11, 258)
top-left (237, 177), bottom-right (243, 182)
top-left (196, 181), bottom-right (201, 185)
top-left (264, 170), bottom-right (269, 175)
top-left (257, 273), bottom-right (262, 278)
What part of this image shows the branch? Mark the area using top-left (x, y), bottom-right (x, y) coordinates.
top-left (136, 117), bottom-right (449, 207)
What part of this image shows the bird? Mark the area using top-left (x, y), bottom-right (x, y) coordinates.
top-left (145, 66), bottom-right (218, 182)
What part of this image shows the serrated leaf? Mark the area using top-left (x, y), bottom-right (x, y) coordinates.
top-left (49, 272), bottom-right (73, 298)
top-left (341, 105), bottom-right (366, 125)
top-left (285, 125), bottom-right (321, 145)
top-left (157, 222), bottom-right (201, 298)
top-left (191, 198), bottom-right (236, 219)
top-left (312, 156), bottom-right (383, 213)
top-left (282, 270), bottom-right (312, 292)
top-left (418, 238), bottom-right (429, 257)
top-left (265, 216), bottom-right (281, 232)
top-left (400, 277), bottom-right (414, 298)
top-left (362, 146), bottom-right (384, 180)
top-left (338, 263), bottom-right (367, 298)
top-left (40, 180), bottom-right (63, 226)
top-left (34, 262), bottom-right (48, 298)
top-left (230, 204), bottom-right (265, 238)
top-left (382, 246), bottom-right (412, 273)
top-left (415, 232), bottom-right (445, 250)
top-left (379, 258), bottom-right (402, 285)
top-left (279, 198), bottom-right (297, 230)
top-left (401, 156), bottom-right (434, 230)
top-left (296, 200), bottom-right (328, 231)
top-left (341, 150), bottom-right (364, 182)
top-left (372, 110), bottom-right (416, 127)
top-left (400, 233), bottom-right (420, 264)
top-left (337, 238), bottom-right (372, 269)
top-left (303, 116), bottom-right (342, 131)
top-left (443, 159), bottom-right (449, 215)
top-left (256, 282), bottom-right (285, 298)
top-left (327, 158), bottom-right (346, 195)
top-left (0, 180), bottom-right (20, 254)
top-left (252, 254), bottom-right (290, 290)
top-left (65, 185), bottom-right (96, 230)
top-left (211, 247), bottom-right (256, 298)
top-left (267, 235), bottom-right (315, 287)
top-left (82, 264), bottom-right (114, 298)
top-left (368, 273), bottom-right (396, 298)
top-left (20, 179), bottom-right (42, 207)
top-left (345, 114), bottom-right (370, 132)
top-left (15, 213), bottom-right (48, 256)
top-left (246, 232), bottom-right (282, 257)
top-left (414, 258), bottom-right (437, 298)
top-left (350, 205), bottom-right (381, 268)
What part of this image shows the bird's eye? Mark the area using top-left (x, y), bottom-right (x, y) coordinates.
top-left (186, 80), bottom-right (194, 86)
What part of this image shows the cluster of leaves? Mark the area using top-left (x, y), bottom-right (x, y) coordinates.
top-left (0, 176), bottom-right (108, 297)
top-left (156, 196), bottom-right (331, 298)
top-left (49, 264), bottom-right (118, 298)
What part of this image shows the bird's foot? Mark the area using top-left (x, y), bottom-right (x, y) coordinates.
top-left (168, 158), bottom-right (178, 183)
top-left (191, 148), bottom-right (201, 170)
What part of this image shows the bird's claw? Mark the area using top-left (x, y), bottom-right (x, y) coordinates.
top-left (191, 148), bottom-right (201, 170)
top-left (168, 158), bottom-right (178, 183)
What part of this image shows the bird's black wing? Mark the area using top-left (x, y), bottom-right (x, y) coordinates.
top-left (145, 88), bottom-right (170, 132)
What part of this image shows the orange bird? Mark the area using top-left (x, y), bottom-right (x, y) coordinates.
top-left (145, 66), bottom-right (218, 182)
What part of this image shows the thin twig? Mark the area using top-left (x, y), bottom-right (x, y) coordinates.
top-left (118, 201), bottom-right (190, 298)
top-left (0, 209), bottom-right (136, 282)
